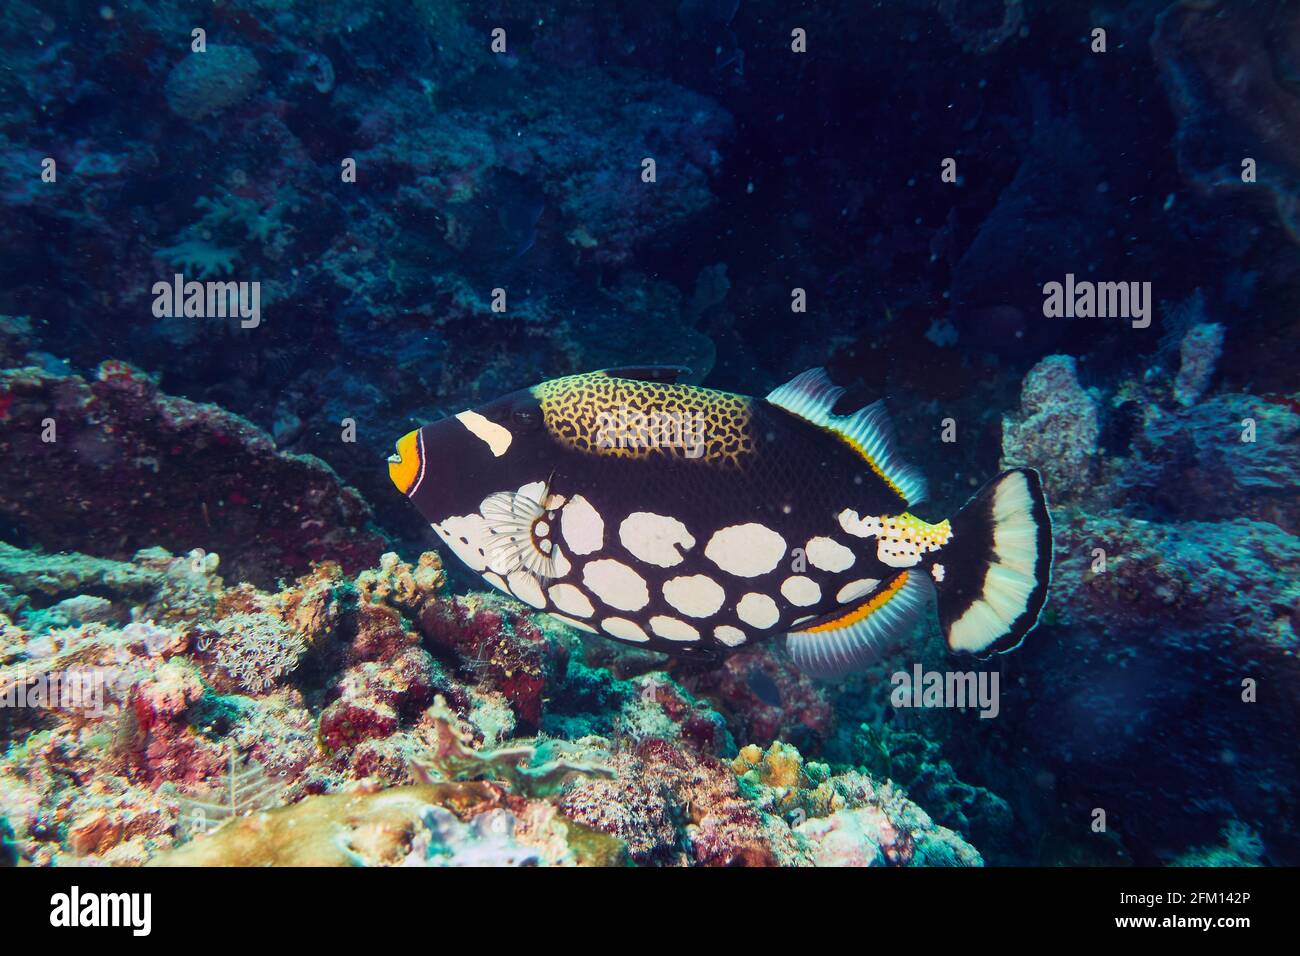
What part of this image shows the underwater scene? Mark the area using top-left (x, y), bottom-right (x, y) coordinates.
top-left (0, 0), bottom-right (1296, 883)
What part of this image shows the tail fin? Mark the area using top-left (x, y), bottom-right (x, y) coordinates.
top-left (934, 468), bottom-right (1052, 656)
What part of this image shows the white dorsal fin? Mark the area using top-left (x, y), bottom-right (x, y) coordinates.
top-left (765, 368), bottom-right (928, 506)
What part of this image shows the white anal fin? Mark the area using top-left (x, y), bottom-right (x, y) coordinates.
top-left (786, 569), bottom-right (934, 679)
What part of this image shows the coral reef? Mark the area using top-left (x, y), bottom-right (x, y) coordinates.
top-left (0, 543), bottom-right (985, 867)
top-left (955, 352), bottom-right (1300, 863)
top-left (852, 724), bottom-right (1013, 858)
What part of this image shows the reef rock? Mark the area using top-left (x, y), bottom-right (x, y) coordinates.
top-left (0, 363), bottom-right (388, 587)
top-left (1000, 355), bottom-right (1101, 503)
top-left (163, 46), bottom-right (261, 120)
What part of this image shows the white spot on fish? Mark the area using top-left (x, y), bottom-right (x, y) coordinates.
top-left (619, 512), bottom-right (695, 567)
top-left (736, 592), bottom-right (779, 629)
top-left (582, 559), bottom-right (649, 612)
top-left (561, 495), bottom-right (604, 555)
top-left (649, 615), bottom-right (699, 642)
top-left (548, 582), bottom-right (594, 618)
top-left (436, 514), bottom-right (492, 572)
top-left (482, 571), bottom-right (509, 594)
top-left (507, 569), bottom-right (546, 609)
top-left (932, 563), bottom-right (946, 583)
top-left (836, 578), bottom-right (881, 603)
top-left (455, 410), bottom-right (512, 456)
top-left (516, 480), bottom-right (547, 504)
top-left (805, 536), bottom-right (855, 572)
top-left (601, 616), bottom-right (649, 643)
top-left (780, 575), bottom-right (821, 607)
top-left (714, 625), bottom-right (747, 647)
top-left (838, 509), bottom-right (882, 539)
top-left (704, 523), bottom-right (786, 577)
top-left (662, 574), bottom-right (726, 618)
top-left (549, 613), bottom-right (596, 633)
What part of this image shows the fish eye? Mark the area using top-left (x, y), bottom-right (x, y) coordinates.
top-left (512, 407), bottom-right (540, 430)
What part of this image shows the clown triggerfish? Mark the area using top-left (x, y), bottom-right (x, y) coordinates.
top-left (388, 367), bottom-right (1052, 678)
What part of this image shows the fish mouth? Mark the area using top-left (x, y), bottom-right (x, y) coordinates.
top-left (388, 429), bottom-right (424, 496)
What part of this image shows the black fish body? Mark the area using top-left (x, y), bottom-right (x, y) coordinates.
top-left (389, 367), bottom-right (1053, 677)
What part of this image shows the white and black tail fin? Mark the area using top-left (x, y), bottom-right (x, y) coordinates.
top-left (935, 468), bottom-right (1053, 657)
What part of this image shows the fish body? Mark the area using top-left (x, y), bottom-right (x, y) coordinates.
top-left (389, 367), bottom-right (1052, 677)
